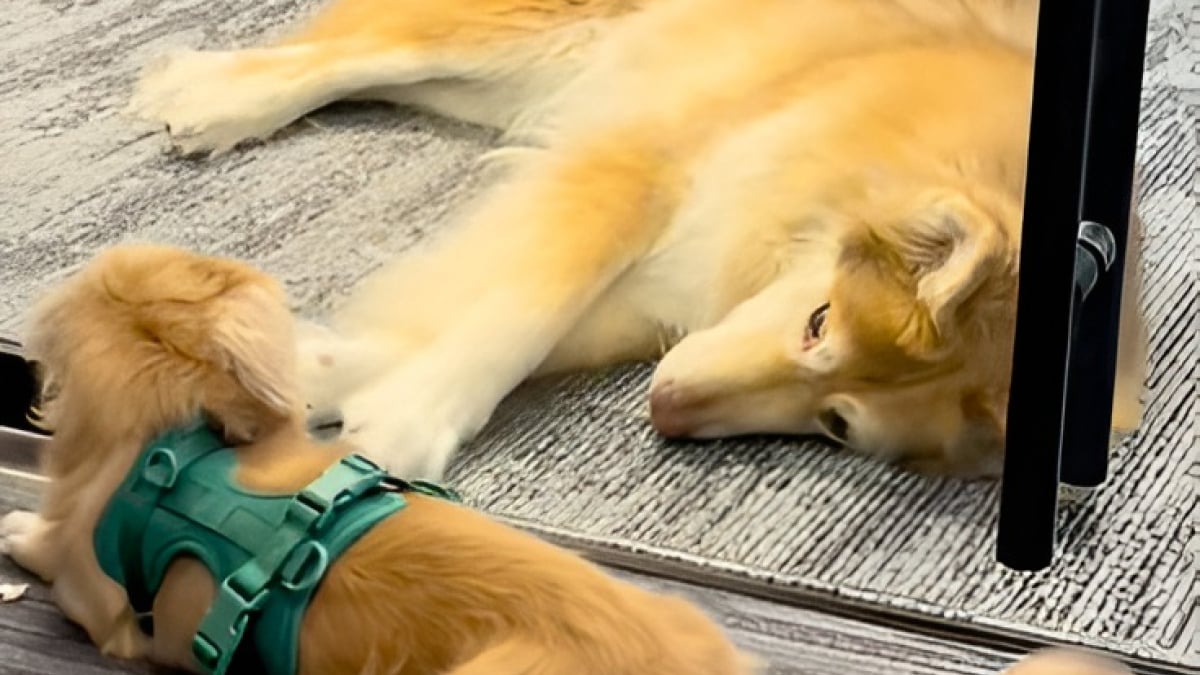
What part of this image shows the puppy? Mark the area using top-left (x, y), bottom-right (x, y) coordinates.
top-left (0, 243), bottom-right (755, 674)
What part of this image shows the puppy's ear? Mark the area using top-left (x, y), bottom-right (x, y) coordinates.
top-left (839, 190), bottom-right (1015, 359)
top-left (209, 284), bottom-right (299, 417)
top-left (100, 245), bottom-right (231, 306)
top-left (101, 246), bottom-right (300, 419)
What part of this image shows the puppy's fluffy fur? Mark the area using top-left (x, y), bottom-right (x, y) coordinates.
top-left (125, 0), bottom-right (1148, 480)
top-left (1, 244), bottom-right (755, 674)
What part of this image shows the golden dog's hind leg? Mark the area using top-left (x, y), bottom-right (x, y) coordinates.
top-left (125, 0), bottom-right (622, 155)
top-left (126, 41), bottom-right (445, 156)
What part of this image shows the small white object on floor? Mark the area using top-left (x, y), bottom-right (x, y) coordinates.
top-left (0, 583), bottom-right (29, 602)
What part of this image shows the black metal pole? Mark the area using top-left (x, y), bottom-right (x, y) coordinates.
top-left (996, 0), bottom-right (1099, 571)
top-left (1060, 0), bottom-right (1153, 487)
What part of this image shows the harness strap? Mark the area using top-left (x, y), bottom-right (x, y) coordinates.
top-left (190, 454), bottom-right (396, 674)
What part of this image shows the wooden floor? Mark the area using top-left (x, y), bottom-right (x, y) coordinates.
top-left (0, 554), bottom-right (1025, 675)
top-left (0, 475), bottom-right (1027, 675)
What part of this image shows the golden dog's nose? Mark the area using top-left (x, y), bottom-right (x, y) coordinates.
top-left (648, 380), bottom-right (694, 437)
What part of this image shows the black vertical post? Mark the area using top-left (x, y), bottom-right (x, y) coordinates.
top-left (1060, 0), bottom-right (1152, 487)
top-left (996, 0), bottom-right (1099, 571)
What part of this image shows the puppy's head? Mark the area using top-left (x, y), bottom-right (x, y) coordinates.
top-left (650, 185), bottom-right (1019, 477)
top-left (26, 243), bottom-right (300, 474)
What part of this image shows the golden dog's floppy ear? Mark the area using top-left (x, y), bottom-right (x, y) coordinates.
top-left (902, 192), bottom-right (1012, 347)
top-left (837, 189), bottom-right (1016, 360)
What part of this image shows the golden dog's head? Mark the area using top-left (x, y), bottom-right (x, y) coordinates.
top-left (649, 185), bottom-right (1020, 477)
top-left (26, 243), bottom-right (301, 476)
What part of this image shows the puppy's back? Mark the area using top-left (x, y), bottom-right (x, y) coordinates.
top-left (301, 494), bottom-right (753, 674)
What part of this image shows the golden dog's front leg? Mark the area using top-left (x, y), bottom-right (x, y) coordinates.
top-left (330, 141), bottom-right (675, 477)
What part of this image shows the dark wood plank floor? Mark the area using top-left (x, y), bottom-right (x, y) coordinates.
top-left (0, 478), bottom-right (1024, 675)
top-left (0, 552), bottom-right (1024, 675)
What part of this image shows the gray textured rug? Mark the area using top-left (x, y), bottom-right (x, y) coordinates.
top-left (1, 0), bottom-right (1196, 670)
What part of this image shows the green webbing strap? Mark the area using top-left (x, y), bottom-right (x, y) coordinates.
top-left (190, 454), bottom-right (393, 674)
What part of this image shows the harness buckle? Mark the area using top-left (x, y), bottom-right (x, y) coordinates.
top-left (279, 540), bottom-right (330, 592)
top-left (191, 564), bottom-right (269, 674)
top-left (191, 612), bottom-right (248, 675)
top-left (285, 455), bottom-right (389, 533)
top-left (342, 453), bottom-right (383, 473)
top-left (287, 490), bottom-right (328, 531)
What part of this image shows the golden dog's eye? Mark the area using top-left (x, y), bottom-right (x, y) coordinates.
top-left (818, 407), bottom-right (850, 442)
top-left (805, 302), bottom-right (830, 342)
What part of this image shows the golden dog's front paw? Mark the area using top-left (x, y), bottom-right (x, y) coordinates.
top-left (338, 362), bottom-right (491, 480)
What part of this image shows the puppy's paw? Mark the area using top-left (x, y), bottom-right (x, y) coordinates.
top-left (339, 367), bottom-right (488, 480)
top-left (0, 509), bottom-right (39, 534)
top-left (97, 612), bottom-right (154, 660)
top-left (1, 510), bottom-right (42, 552)
top-left (1, 511), bottom-right (55, 581)
top-left (125, 48), bottom-right (303, 156)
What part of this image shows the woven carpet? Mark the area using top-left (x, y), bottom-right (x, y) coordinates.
top-left (1, 0), bottom-right (1195, 669)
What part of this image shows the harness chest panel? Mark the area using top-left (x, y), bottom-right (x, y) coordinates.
top-left (93, 421), bottom-right (460, 675)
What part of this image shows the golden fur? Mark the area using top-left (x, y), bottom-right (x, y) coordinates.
top-left (122, 0), bottom-right (1147, 478)
top-left (0, 245), bottom-right (1138, 675)
top-left (2, 244), bottom-right (756, 674)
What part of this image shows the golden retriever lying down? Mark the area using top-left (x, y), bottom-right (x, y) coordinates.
top-left (126, 0), bottom-right (1148, 480)
top-left (0, 244), bottom-right (1138, 675)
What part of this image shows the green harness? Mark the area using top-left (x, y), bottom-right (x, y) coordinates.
top-left (93, 420), bottom-right (460, 675)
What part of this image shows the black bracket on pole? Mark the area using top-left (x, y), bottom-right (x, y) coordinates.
top-left (996, 0), bottom-right (1151, 572)
top-left (1075, 221), bottom-right (1117, 304)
